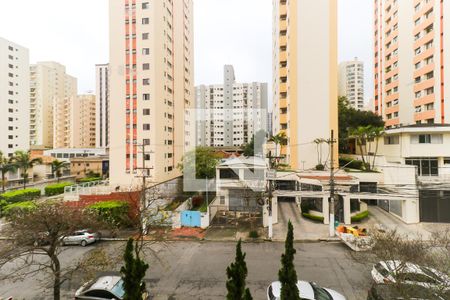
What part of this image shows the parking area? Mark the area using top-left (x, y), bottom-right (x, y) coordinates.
top-left (0, 241), bottom-right (373, 300)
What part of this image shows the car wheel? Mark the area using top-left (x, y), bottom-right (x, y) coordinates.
top-left (80, 240), bottom-right (87, 247)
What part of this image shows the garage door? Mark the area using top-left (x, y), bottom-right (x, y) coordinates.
top-left (419, 190), bottom-right (450, 223)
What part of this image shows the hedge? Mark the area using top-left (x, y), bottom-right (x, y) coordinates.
top-left (339, 157), bottom-right (365, 170)
top-left (45, 182), bottom-right (73, 196)
top-left (77, 177), bottom-right (102, 184)
top-left (0, 188), bottom-right (41, 204)
top-left (351, 210), bottom-right (369, 222)
top-left (302, 212), bottom-right (324, 222)
top-left (87, 201), bottom-right (130, 227)
top-left (3, 201), bottom-right (36, 217)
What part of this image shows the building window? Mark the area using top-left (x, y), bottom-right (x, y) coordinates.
top-left (405, 157), bottom-right (438, 176)
top-left (142, 48), bottom-right (150, 55)
top-left (142, 33), bottom-right (149, 40)
top-left (143, 109), bottom-right (150, 115)
top-left (142, 18), bottom-right (149, 25)
top-left (143, 124), bottom-right (150, 131)
top-left (143, 79), bottom-right (150, 85)
top-left (419, 134), bottom-right (431, 144)
top-left (384, 136), bottom-right (399, 145)
top-left (143, 139), bottom-right (150, 145)
top-left (143, 94), bottom-right (150, 101)
top-left (142, 2), bottom-right (149, 9)
top-left (143, 63), bottom-right (150, 70)
top-left (444, 158), bottom-right (450, 165)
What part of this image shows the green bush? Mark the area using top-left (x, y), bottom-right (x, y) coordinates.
top-left (339, 157), bottom-right (364, 170)
top-left (302, 213), bottom-right (324, 222)
top-left (45, 182), bottom-right (73, 196)
top-left (77, 177), bottom-right (102, 183)
top-left (249, 230), bottom-right (259, 239)
top-left (0, 188), bottom-right (41, 204)
top-left (300, 201), bottom-right (315, 214)
top-left (88, 201), bottom-right (130, 227)
top-left (3, 201), bottom-right (36, 217)
top-left (351, 210), bottom-right (369, 222)
top-left (315, 164), bottom-right (325, 171)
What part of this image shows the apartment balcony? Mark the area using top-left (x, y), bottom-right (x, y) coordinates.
top-left (279, 19), bottom-right (287, 31)
top-left (280, 51), bottom-right (287, 63)
top-left (414, 109), bottom-right (435, 122)
top-left (279, 4), bottom-right (287, 16)
top-left (279, 98), bottom-right (288, 109)
top-left (279, 67), bottom-right (287, 77)
top-left (280, 35), bottom-right (287, 47)
top-left (279, 113), bottom-right (288, 125)
top-left (280, 82), bottom-right (288, 93)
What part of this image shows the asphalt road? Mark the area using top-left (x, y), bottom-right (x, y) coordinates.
top-left (0, 241), bottom-right (372, 300)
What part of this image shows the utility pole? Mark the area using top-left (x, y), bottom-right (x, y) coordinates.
top-left (329, 130), bottom-right (336, 237)
top-left (135, 141), bottom-right (154, 235)
top-left (267, 151), bottom-right (274, 239)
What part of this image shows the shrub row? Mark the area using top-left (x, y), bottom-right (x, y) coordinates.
top-left (2, 201), bottom-right (36, 217)
top-left (0, 188), bottom-right (41, 204)
top-left (87, 201), bottom-right (131, 227)
top-left (302, 212), bottom-right (324, 223)
top-left (44, 182), bottom-right (73, 196)
top-left (351, 210), bottom-right (369, 222)
top-left (339, 157), bottom-right (365, 170)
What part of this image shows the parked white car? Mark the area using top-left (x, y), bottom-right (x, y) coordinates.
top-left (267, 281), bottom-right (346, 300)
top-left (371, 260), bottom-right (450, 291)
top-left (60, 229), bottom-right (99, 247)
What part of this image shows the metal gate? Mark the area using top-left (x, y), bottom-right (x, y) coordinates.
top-left (181, 211), bottom-right (201, 227)
top-left (419, 190), bottom-right (450, 223)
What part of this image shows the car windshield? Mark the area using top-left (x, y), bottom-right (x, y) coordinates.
top-left (110, 279), bottom-right (125, 298)
top-left (311, 284), bottom-right (332, 300)
top-left (375, 263), bottom-right (391, 277)
top-left (420, 267), bottom-right (443, 283)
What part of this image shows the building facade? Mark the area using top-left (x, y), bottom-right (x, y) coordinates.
top-left (195, 65), bottom-right (268, 148)
top-left (339, 58), bottom-right (365, 110)
top-left (374, 0), bottom-right (450, 128)
top-left (272, 0), bottom-right (338, 170)
top-left (0, 37), bottom-right (30, 158)
top-left (30, 62), bottom-right (77, 148)
top-left (109, 0), bottom-right (194, 187)
top-left (95, 64), bottom-right (110, 148)
top-left (53, 94), bottom-right (96, 149)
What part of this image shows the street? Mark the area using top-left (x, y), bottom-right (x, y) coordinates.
top-left (0, 241), bottom-right (372, 300)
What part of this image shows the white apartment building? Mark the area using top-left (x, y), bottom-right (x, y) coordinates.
top-left (195, 65), bottom-right (268, 148)
top-left (95, 64), bottom-right (110, 148)
top-left (339, 58), bottom-right (365, 110)
top-left (53, 94), bottom-right (96, 149)
top-left (109, 0), bottom-right (194, 187)
top-left (0, 37), bottom-right (30, 158)
top-left (30, 62), bottom-right (77, 148)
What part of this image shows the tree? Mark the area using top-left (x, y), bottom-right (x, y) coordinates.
top-left (51, 160), bottom-right (70, 183)
top-left (338, 97), bottom-right (384, 154)
top-left (278, 221), bottom-right (300, 300)
top-left (0, 151), bottom-right (16, 192)
top-left (226, 239), bottom-right (253, 300)
top-left (0, 201), bottom-right (105, 300)
top-left (270, 132), bottom-right (287, 158)
top-left (121, 238), bottom-right (149, 300)
top-left (11, 150), bottom-right (42, 189)
top-left (243, 130), bottom-right (267, 157)
top-left (178, 147), bottom-right (223, 179)
top-left (349, 125), bottom-right (384, 171)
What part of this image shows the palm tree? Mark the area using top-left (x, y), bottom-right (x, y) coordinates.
top-left (0, 151), bottom-right (16, 192)
top-left (269, 132), bottom-right (288, 158)
top-left (349, 125), bottom-right (384, 171)
top-left (51, 160), bottom-right (70, 183)
top-left (11, 150), bottom-right (43, 189)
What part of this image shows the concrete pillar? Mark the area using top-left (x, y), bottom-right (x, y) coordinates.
top-left (263, 204), bottom-right (269, 227)
top-left (343, 195), bottom-right (351, 225)
top-left (322, 196), bottom-right (330, 224)
top-left (272, 196), bottom-right (278, 224)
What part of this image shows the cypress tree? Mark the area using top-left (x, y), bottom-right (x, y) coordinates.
top-left (226, 239), bottom-right (253, 300)
top-left (278, 221), bottom-right (300, 300)
top-left (121, 238), bottom-right (149, 300)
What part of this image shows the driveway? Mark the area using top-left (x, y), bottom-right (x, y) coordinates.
top-left (273, 201), bottom-right (329, 241)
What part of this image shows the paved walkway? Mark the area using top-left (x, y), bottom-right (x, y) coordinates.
top-left (364, 206), bottom-right (450, 240)
top-left (273, 201), bottom-right (329, 241)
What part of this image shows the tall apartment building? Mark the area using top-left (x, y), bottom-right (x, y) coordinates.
top-left (374, 0), bottom-right (450, 128)
top-left (95, 64), bottom-right (110, 148)
top-left (339, 58), bottom-right (365, 110)
top-left (195, 65), bottom-right (268, 148)
top-left (0, 37), bottom-right (30, 157)
top-left (30, 62), bottom-right (77, 148)
top-left (109, 0), bottom-right (194, 187)
top-left (272, 0), bottom-right (338, 170)
top-left (53, 94), bottom-right (96, 149)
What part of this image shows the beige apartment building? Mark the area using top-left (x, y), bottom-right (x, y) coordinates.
top-left (272, 0), bottom-right (338, 170)
top-left (374, 0), bottom-right (450, 128)
top-left (30, 62), bottom-right (77, 148)
top-left (109, 0), bottom-right (194, 187)
top-left (0, 37), bottom-right (30, 158)
top-left (53, 94), bottom-right (96, 149)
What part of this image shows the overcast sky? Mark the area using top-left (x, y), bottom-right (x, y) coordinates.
top-left (0, 0), bottom-right (373, 104)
